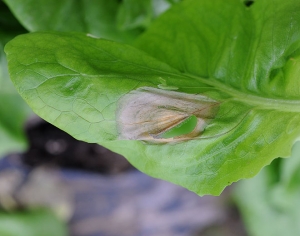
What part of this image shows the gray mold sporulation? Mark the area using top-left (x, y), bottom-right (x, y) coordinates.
top-left (116, 87), bottom-right (219, 143)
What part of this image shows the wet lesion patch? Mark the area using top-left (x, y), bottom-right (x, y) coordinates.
top-left (116, 87), bottom-right (220, 143)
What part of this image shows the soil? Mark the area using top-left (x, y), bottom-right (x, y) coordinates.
top-left (23, 118), bottom-right (133, 174)
top-left (17, 118), bottom-right (248, 236)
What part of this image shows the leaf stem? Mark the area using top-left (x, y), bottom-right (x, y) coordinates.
top-left (184, 73), bottom-right (300, 112)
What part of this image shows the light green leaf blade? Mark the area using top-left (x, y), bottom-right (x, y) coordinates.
top-left (3, 0), bottom-right (178, 43)
top-left (234, 141), bottom-right (300, 236)
top-left (0, 209), bottom-right (68, 236)
top-left (5, 0), bottom-right (300, 196)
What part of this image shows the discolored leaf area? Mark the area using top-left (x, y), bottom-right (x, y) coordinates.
top-left (116, 87), bottom-right (220, 142)
top-left (5, 0), bottom-right (300, 195)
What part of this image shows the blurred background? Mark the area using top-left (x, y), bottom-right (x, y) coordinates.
top-left (1, 0), bottom-right (299, 236)
top-left (0, 118), bottom-right (247, 236)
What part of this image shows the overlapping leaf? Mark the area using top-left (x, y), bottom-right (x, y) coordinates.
top-left (235, 141), bottom-right (300, 236)
top-left (3, 0), bottom-right (177, 43)
top-left (0, 4), bottom-right (31, 157)
top-left (3, 0), bottom-right (139, 42)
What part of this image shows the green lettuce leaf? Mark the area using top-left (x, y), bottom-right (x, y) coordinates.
top-left (0, 4), bottom-right (31, 157)
top-left (5, 0), bottom-right (300, 195)
top-left (3, 0), bottom-right (140, 42)
top-left (3, 0), bottom-right (177, 43)
top-left (0, 209), bottom-right (68, 236)
top-left (234, 141), bottom-right (300, 236)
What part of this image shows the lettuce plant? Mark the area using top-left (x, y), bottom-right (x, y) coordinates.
top-left (0, 209), bottom-right (67, 236)
top-left (4, 0), bottom-right (300, 198)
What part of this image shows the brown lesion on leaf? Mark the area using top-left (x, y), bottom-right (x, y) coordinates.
top-left (116, 87), bottom-right (220, 143)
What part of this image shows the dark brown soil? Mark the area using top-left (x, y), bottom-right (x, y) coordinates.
top-left (18, 119), bottom-right (248, 236)
top-left (23, 119), bottom-right (133, 174)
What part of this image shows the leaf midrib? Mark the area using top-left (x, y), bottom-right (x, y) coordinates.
top-left (185, 73), bottom-right (300, 112)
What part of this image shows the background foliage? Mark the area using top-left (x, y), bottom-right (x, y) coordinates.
top-left (0, 2), bottom-right (31, 157)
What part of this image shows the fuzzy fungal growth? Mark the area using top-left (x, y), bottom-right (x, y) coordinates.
top-left (117, 87), bottom-right (220, 143)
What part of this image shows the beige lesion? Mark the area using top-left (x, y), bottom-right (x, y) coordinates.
top-left (116, 87), bottom-right (219, 143)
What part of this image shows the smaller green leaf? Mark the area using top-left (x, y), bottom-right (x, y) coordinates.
top-left (234, 141), bottom-right (300, 236)
top-left (3, 0), bottom-right (140, 43)
top-left (0, 209), bottom-right (68, 236)
top-left (0, 94), bottom-right (30, 157)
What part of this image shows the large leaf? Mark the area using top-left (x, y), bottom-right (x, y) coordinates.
top-left (0, 209), bottom-right (68, 236)
top-left (5, 0), bottom-right (300, 195)
top-left (234, 141), bottom-right (300, 236)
